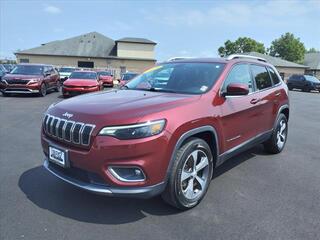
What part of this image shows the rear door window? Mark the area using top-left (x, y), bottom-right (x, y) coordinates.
top-left (251, 65), bottom-right (273, 90)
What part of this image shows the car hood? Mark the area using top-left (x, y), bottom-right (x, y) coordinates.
top-left (48, 90), bottom-right (200, 126)
top-left (63, 79), bottom-right (98, 87)
top-left (4, 74), bottom-right (43, 80)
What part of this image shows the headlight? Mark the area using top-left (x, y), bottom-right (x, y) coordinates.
top-left (99, 119), bottom-right (166, 140)
top-left (28, 79), bottom-right (41, 84)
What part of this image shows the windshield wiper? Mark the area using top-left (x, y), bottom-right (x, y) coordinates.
top-left (147, 87), bottom-right (178, 93)
top-left (120, 85), bottom-right (130, 90)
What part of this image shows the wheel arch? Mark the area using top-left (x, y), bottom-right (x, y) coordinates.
top-left (277, 104), bottom-right (290, 122)
top-left (165, 126), bottom-right (219, 183)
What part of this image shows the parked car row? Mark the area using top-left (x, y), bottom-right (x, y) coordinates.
top-left (287, 74), bottom-right (320, 92)
top-left (0, 64), bottom-right (60, 97)
top-left (0, 63), bottom-right (140, 97)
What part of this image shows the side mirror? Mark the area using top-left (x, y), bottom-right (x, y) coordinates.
top-left (223, 83), bottom-right (249, 97)
top-left (44, 71), bottom-right (50, 77)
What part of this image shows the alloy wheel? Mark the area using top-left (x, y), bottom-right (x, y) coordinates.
top-left (276, 119), bottom-right (287, 149)
top-left (180, 149), bottom-right (210, 200)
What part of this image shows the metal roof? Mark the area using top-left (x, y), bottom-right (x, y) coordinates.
top-left (241, 52), bottom-right (308, 68)
top-left (16, 32), bottom-right (115, 58)
top-left (16, 32), bottom-right (156, 58)
top-left (116, 37), bottom-right (156, 45)
top-left (304, 53), bottom-right (320, 70)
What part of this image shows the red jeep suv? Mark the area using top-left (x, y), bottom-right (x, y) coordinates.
top-left (41, 55), bottom-right (289, 209)
top-left (0, 64), bottom-right (60, 97)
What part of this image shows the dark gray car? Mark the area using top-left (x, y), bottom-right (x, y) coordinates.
top-left (287, 74), bottom-right (320, 92)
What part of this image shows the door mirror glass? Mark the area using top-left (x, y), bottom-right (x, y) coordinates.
top-left (223, 83), bottom-right (249, 96)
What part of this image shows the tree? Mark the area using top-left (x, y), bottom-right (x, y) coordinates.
top-left (269, 33), bottom-right (306, 63)
top-left (218, 37), bottom-right (266, 57)
top-left (307, 48), bottom-right (319, 53)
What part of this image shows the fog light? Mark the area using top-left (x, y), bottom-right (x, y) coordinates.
top-left (108, 166), bottom-right (146, 182)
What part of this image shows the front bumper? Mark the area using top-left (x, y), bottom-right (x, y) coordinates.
top-left (62, 86), bottom-right (99, 96)
top-left (41, 128), bottom-right (172, 197)
top-left (0, 83), bottom-right (40, 94)
top-left (43, 159), bottom-right (165, 198)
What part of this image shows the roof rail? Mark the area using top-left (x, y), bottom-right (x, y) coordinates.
top-left (227, 54), bottom-right (267, 62)
top-left (167, 57), bottom-right (193, 61)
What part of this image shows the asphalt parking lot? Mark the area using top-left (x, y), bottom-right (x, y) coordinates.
top-left (0, 90), bottom-right (319, 240)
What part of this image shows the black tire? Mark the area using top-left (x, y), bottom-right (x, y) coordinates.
top-left (161, 138), bottom-right (214, 210)
top-left (288, 86), bottom-right (293, 91)
top-left (2, 92), bottom-right (9, 97)
top-left (264, 113), bottom-right (288, 154)
top-left (39, 83), bottom-right (47, 97)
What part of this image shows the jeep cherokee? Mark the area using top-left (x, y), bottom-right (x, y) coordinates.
top-left (41, 55), bottom-right (289, 209)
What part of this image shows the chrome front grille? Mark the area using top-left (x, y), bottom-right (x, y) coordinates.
top-left (7, 79), bottom-right (29, 85)
top-left (43, 114), bottom-right (95, 146)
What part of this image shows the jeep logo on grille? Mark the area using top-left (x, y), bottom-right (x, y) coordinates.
top-left (62, 112), bottom-right (73, 119)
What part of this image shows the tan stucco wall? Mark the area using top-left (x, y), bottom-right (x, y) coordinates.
top-left (305, 69), bottom-right (320, 79)
top-left (117, 42), bottom-right (155, 59)
top-left (275, 67), bottom-right (306, 80)
top-left (16, 54), bottom-right (156, 77)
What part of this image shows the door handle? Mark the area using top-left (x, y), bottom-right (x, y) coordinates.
top-left (250, 98), bottom-right (260, 104)
top-left (275, 91), bottom-right (281, 97)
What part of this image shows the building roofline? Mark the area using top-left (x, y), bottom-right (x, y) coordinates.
top-left (15, 52), bottom-right (157, 62)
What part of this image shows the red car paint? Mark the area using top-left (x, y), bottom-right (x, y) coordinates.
top-left (96, 71), bottom-right (114, 87)
top-left (0, 64), bottom-right (59, 95)
top-left (62, 71), bottom-right (103, 97)
top-left (119, 72), bottom-right (138, 87)
top-left (42, 57), bottom-right (289, 198)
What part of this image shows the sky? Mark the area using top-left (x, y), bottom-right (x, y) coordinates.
top-left (0, 0), bottom-right (320, 61)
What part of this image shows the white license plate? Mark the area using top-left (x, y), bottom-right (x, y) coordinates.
top-left (49, 146), bottom-right (66, 167)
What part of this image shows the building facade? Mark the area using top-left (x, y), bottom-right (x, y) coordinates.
top-left (15, 32), bottom-right (157, 77)
top-left (304, 52), bottom-right (320, 79)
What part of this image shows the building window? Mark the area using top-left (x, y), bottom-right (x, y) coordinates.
top-left (20, 58), bottom-right (29, 63)
top-left (78, 61), bottom-right (94, 68)
top-left (120, 66), bottom-right (126, 74)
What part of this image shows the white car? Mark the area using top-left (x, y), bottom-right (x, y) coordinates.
top-left (58, 67), bottom-right (78, 82)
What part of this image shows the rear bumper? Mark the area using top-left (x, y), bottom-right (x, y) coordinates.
top-left (43, 159), bottom-right (166, 198)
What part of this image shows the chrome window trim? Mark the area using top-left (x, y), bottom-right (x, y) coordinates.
top-left (219, 62), bottom-right (283, 98)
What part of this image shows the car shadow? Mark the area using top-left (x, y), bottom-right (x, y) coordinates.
top-left (19, 144), bottom-right (266, 224)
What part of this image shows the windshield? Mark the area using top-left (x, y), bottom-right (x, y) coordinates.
top-left (305, 75), bottom-right (320, 83)
top-left (126, 63), bottom-right (225, 94)
top-left (69, 72), bottom-right (97, 79)
top-left (60, 67), bottom-right (75, 73)
top-left (2, 64), bottom-right (11, 71)
top-left (11, 65), bottom-right (44, 75)
top-left (122, 73), bottom-right (138, 81)
top-left (98, 71), bottom-right (111, 76)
